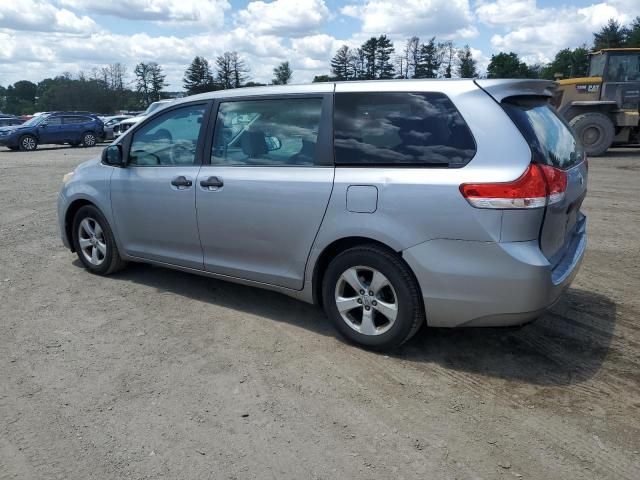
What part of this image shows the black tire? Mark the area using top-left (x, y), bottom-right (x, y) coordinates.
top-left (569, 112), bottom-right (614, 157)
top-left (72, 205), bottom-right (127, 275)
top-left (81, 131), bottom-right (97, 147)
top-left (322, 244), bottom-right (425, 350)
top-left (19, 135), bottom-right (37, 151)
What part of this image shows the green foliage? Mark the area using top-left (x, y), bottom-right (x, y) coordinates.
top-left (487, 52), bottom-right (532, 78)
top-left (457, 45), bottom-right (478, 78)
top-left (593, 18), bottom-right (629, 50)
top-left (626, 17), bottom-right (640, 47)
top-left (183, 56), bottom-right (215, 95)
top-left (331, 45), bottom-right (352, 81)
top-left (540, 47), bottom-right (590, 79)
top-left (312, 75), bottom-right (331, 83)
top-left (415, 37), bottom-right (441, 78)
top-left (272, 61), bottom-right (293, 85)
top-left (134, 62), bottom-right (167, 106)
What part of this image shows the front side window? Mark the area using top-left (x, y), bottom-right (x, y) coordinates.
top-left (129, 104), bottom-right (205, 166)
top-left (605, 53), bottom-right (640, 82)
top-left (211, 98), bottom-right (323, 166)
top-left (334, 92), bottom-right (476, 167)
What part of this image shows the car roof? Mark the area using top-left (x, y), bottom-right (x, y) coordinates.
top-left (180, 79), bottom-right (482, 105)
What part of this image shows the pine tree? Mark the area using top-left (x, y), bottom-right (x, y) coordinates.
top-left (593, 18), bottom-right (629, 50)
top-left (148, 63), bottom-right (167, 102)
top-left (375, 35), bottom-right (395, 79)
top-left (415, 37), bottom-right (441, 78)
top-left (331, 45), bottom-right (352, 80)
top-left (134, 62), bottom-right (152, 106)
top-left (361, 37), bottom-right (379, 80)
top-left (272, 61), bottom-right (293, 85)
top-left (183, 56), bottom-right (214, 95)
top-left (230, 52), bottom-right (250, 88)
top-left (439, 41), bottom-right (455, 78)
top-left (457, 45), bottom-right (478, 78)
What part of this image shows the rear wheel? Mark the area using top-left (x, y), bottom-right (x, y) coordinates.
top-left (72, 205), bottom-right (127, 275)
top-left (19, 135), bottom-right (37, 151)
top-left (322, 244), bottom-right (425, 350)
top-left (569, 112), bottom-right (614, 157)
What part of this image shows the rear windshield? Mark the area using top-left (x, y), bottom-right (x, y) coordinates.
top-left (334, 92), bottom-right (476, 167)
top-left (502, 97), bottom-right (583, 169)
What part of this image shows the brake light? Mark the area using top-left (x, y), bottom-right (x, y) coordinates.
top-left (460, 163), bottom-right (567, 209)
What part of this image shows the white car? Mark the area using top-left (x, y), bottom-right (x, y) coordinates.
top-left (113, 100), bottom-right (173, 138)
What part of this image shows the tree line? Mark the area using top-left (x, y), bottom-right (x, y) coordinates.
top-left (1, 16), bottom-right (638, 115)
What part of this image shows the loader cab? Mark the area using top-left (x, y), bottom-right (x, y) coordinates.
top-left (588, 49), bottom-right (640, 82)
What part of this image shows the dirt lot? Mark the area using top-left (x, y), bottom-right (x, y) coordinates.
top-left (0, 145), bottom-right (638, 480)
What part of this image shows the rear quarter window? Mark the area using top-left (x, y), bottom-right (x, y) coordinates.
top-left (334, 92), bottom-right (476, 167)
top-left (502, 97), bottom-right (584, 170)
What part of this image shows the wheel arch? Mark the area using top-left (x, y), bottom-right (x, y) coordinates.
top-left (559, 102), bottom-right (616, 122)
top-left (64, 199), bottom-right (97, 252)
top-left (310, 236), bottom-right (421, 307)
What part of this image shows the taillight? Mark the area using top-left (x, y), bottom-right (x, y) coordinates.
top-left (460, 163), bottom-right (567, 209)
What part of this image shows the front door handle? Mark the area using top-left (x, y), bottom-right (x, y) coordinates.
top-left (200, 176), bottom-right (224, 189)
top-left (171, 176), bottom-right (192, 188)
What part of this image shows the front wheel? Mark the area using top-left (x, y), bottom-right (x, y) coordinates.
top-left (19, 135), bottom-right (37, 151)
top-left (569, 112), bottom-right (614, 157)
top-left (322, 244), bottom-right (425, 350)
top-left (72, 205), bottom-right (127, 275)
top-left (81, 132), bottom-right (97, 147)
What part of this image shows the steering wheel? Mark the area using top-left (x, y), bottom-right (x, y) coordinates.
top-left (169, 142), bottom-right (194, 165)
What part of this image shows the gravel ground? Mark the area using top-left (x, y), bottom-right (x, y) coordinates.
top-left (0, 145), bottom-right (639, 480)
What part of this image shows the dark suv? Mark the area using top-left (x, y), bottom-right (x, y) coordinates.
top-left (0, 112), bottom-right (104, 151)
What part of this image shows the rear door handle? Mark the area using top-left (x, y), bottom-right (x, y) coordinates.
top-left (200, 176), bottom-right (224, 189)
top-left (171, 176), bottom-right (192, 188)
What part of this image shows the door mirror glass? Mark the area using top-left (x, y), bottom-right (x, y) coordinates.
top-left (103, 144), bottom-right (124, 166)
top-left (265, 135), bottom-right (281, 151)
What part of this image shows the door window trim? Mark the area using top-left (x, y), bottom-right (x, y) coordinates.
top-left (203, 93), bottom-right (334, 167)
top-left (118, 100), bottom-right (213, 168)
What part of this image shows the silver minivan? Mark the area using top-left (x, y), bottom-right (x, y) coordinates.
top-left (58, 79), bottom-right (587, 349)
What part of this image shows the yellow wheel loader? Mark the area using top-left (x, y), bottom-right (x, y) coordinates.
top-left (553, 48), bottom-right (640, 156)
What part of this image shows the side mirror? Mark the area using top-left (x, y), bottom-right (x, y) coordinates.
top-left (102, 144), bottom-right (125, 167)
top-left (265, 135), bottom-right (281, 151)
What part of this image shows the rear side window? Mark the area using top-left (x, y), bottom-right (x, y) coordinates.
top-left (212, 97), bottom-right (323, 167)
top-left (333, 92), bottom-right (476, 167)
top-left (63, 116), bottom-right (90, 124)
top-left (502, 97), bottom-right (583, 170)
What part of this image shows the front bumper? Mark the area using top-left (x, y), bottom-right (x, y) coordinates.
top-left (58, 192), bottom-right (72, 250)
top-left (402, 220), bottom-right (586, 327)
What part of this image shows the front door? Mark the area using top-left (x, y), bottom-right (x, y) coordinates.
top-left (196, 94), bottom-right (334, 289)
top-left (110, 102), bottom-right (209, 269)
top-left (38, 116), bottom-right (63, 143)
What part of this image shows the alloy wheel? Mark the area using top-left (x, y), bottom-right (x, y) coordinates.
top-left (334, 266), bottom-right (398, 336)
top-left (78, 217), bottom-right (107, 266)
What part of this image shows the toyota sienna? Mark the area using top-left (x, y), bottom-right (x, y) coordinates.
top-left (58, 79), bottom-right (587, 349)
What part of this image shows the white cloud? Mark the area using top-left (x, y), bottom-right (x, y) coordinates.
top-left (235, 0), bottom-right (330, 37)
top-left (341, 0), bottom-right (477, 41)
top-left (480, 0), bottom-right (634, 64)
top-left (0, 0), bottom-right (97, 33)
top-left (59, 0), bottom-right (230, 27)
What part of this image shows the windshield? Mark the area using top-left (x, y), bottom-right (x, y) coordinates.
top-left (21, 116), bottom-right (45, 127)
top-left (502, 97), bottom-right (584, 170)
top-left (588, 53), bottom-right (606, 77)
top-left (144, 102), bottom-right (169, 115)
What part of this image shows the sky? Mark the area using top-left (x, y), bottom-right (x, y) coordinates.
top-left (0, 0), bottom-right (638, 89)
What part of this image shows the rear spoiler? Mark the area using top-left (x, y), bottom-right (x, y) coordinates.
top-left (474, 79), bottom-right (556, 103)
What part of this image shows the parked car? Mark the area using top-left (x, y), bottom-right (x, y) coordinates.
top-left (102, 115), bottom-right (132, 141)
top-left (0, 112), bottom-right (104, 151)
top-left (112, 100), bottom-right (173, 138)
top-left (0, 115), bottom-right (24, 127)
top-left (58, 79), bottom-right (587, 350)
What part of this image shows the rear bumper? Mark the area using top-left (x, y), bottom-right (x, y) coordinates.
top-left (402, 220), bottom-right (586, 327)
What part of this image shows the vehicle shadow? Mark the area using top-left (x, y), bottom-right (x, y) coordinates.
top-left (90, 261), bottom-right (616, 387)
top-left (399, 288), bottom-right (617, 386)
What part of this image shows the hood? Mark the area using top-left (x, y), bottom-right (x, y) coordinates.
top-left (120, 115), bottom-right (145, 125)
top-left (0, 125), bottom-right (20, 134)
